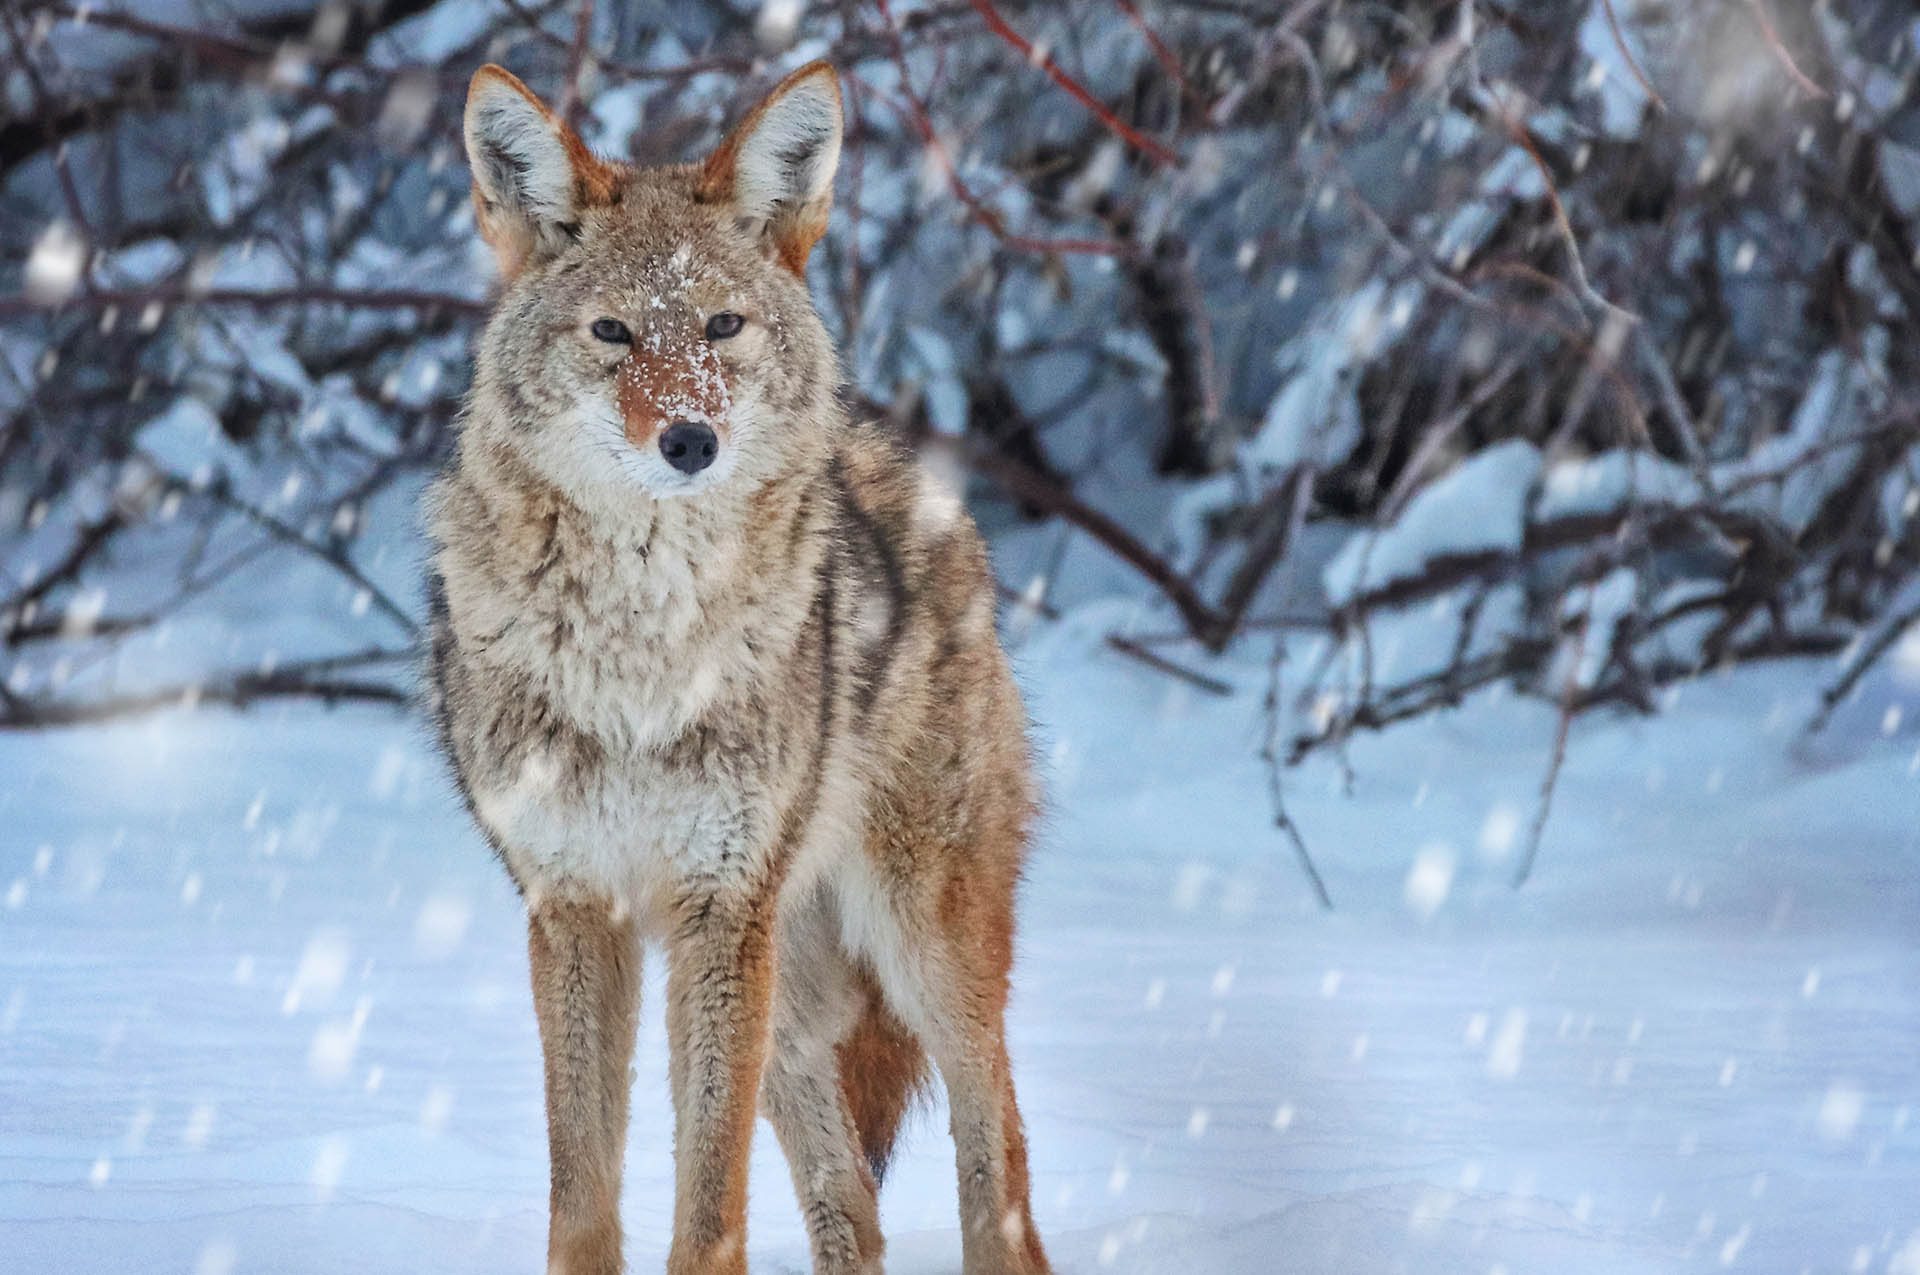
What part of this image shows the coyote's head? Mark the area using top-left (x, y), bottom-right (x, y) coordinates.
top-left (462, 62), bottom-right (844, 503)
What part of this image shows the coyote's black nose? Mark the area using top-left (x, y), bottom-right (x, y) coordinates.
top-left (658, 421), bottom-right (718, 475)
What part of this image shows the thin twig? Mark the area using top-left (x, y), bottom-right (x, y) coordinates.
top-left (0, 648), bottom-right (413, 729)
top-left (1112, 0), bottom-right (1190, 99)
top-left (1513, 612), bottom-right (1586, 888)
top-left (1272, 27), bottom-right (1494, 318)
top-left (1105, 633), bottom-right (1232, 695)
top-left (1808, 598), bottom-right (1920, 734)
top-left (965, 0), bottom-right (1181, 168)
top-left (849, 39), bottom-right (1139, 258)
top-left (1740, 0), bottom-right (1828, 99)
top-left (0, 285), bottom-right (488, 319)
top-left (994, 585), bottom-right (1232, 695)
top-left (1, 510), bottom-right (126, 635)
top-left (3, 10), bottom-right (98, 266)
top-left (1596, 0), bottom-right (1667, 113)
top-left (1262, 633), bottom-right (1334, 910)
top-left (1476, 84), bottom-right (1711, 475)
top-left (557, 0), bottom-right (597, 127)
top-left (1378, 349), bottom-right (1529, 524)
top-left (1205, 465), bottom-right (1313, 650)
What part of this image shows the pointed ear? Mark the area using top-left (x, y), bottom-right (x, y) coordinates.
top-left (464, 65), bottom-right (622, 277)
top-left (697, 62), bottom-right (842, 276)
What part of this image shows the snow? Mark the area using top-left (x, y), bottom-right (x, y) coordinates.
top-left (1243, 280), bottom-right (1418, 473)
top-left (24, 220), bottom-right (85, 305)
top-left (202, 114), bottom-right (295, 228)
top-left (3, 604), bottom-right (1917, 1273)
top-left (1562, 566), bottom-right (1637, 688)
top-left (1315, 583), bottom-right (1524, 692)
top-left (1720, 340), bottom-right (1887, 534)
top-left (367, 0), bottom-right (510, 69)
top-left (1537, 451), bottom-right (1702, 522)
top-left (1323, 440), bottom-right (1541, 605)
top-left (755, 0), bottom-right (804, 53)
top-left (590, 85), bottom-right (650, 158)
top-left (1576, 0), bottom-right (1653, 139)
top-left (4, 8), bottom-right (1918, 1261)
top-left (137, 397), bottom-right (248, 482)
top-left (902, 327), bottom-right (968, 436)
top-left (97, 238), bottom-right (187, 289)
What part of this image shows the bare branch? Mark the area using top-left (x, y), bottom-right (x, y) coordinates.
top-left (0, 648), bottom-right (412, 730)
top-left (0, 285), bottom-right (488, 320)
top-left (1740, 0), bottom-right (1829, 100)
top-left (965, 0), bottom-right (1181, 168)
top-left (1808, 598), bottom-right (1920, 734)
top-left (1104, 633), bottom-right (1233, 696)
top-left (1513, 604), bottom-right (1590, 888)
top-left (932, 435), bottom-right (1220, 638)
top-left (1262, 633), bottom-right (1334, 910)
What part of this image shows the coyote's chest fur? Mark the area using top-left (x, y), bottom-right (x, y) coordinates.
top-left (427, 446), bottom-right (838, 906)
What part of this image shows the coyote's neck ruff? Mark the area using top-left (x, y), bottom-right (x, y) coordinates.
top-left (426, 61), bottom-right (1051, 1275)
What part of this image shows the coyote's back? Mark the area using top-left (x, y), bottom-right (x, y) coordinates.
top-left (425, 60), bottom-right (1050, 1275)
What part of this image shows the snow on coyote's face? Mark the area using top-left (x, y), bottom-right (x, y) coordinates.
top-left (461, 62), bottom-right (844, 505)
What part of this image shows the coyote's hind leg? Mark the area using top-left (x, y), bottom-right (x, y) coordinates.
top-left (760, 891), bottom-right (888, 1274)
top-left (859, 874), bottom-right (1050, 1275)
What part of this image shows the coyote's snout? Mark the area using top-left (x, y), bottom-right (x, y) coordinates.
top-left (427, 58), bottom-right (1052, 1275)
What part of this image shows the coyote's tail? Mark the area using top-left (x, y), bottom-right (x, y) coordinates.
top-left (837, 974), bottom-right (930, 1185)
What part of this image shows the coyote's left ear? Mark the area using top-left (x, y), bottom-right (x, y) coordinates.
top-left (698, 62), bottom-right (842, 276)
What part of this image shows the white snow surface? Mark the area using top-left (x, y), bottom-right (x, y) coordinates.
top-left (3, 604), bottom-right (1918, 1274)
top-left (1323, 440), bottom-right (1542, 605)
top-left (1537, 451), bottom-right (1702, 522)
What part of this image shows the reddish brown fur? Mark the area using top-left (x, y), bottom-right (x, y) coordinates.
top-left (836, 974), bottom-right (931, 1183)
top-left (615, 340), bottom-right (731, 449)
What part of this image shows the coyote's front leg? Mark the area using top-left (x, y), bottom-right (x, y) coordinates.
top-left (664, 881), bottom-right (778, 1275)
top-left (528, 895), bottom-right (642, 1275)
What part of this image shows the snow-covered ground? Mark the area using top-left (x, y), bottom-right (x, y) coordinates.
top-left (2, 609), bottom-right (1917, 1274)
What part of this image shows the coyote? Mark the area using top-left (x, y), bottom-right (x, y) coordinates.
top-left (425, 60), bottom-right (1051, 1275)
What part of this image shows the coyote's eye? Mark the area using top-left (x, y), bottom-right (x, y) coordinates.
top-left (590, 318), bottom-right (632, 344)
top-left (704, 312), bottom-right (745, 341)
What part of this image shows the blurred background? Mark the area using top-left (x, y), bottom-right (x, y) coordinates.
top-left (2, 2), bottom-right (1918, 1273)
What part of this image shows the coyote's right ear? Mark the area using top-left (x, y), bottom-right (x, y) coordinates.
top-left (464, 65), bottom-right (622, 277)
